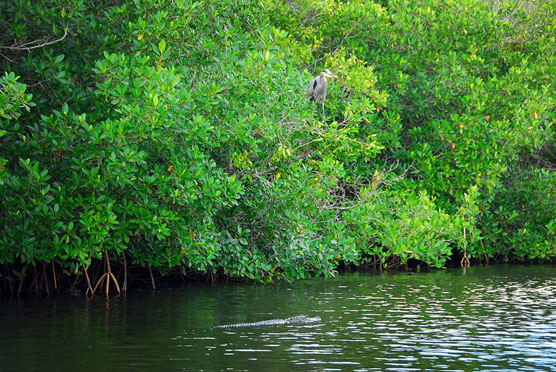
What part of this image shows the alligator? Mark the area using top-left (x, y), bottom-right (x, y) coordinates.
top-left (216, 314), bottom-right (321, 329)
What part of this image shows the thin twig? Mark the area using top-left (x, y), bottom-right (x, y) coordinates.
top-left (0, 52), bottom-right (16, 63)
top-left (330, 23), bottom-right (359, 57)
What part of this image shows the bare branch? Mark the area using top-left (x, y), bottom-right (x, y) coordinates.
top-left (0, 25), bottom-right (69, 52)
top-left (0, 52), bottom-right (16, 63)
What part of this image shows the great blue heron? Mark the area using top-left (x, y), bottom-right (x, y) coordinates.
top-left (308, 69), bottom-right (338, 116)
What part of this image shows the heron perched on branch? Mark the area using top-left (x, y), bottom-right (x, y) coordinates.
top-left (308, 69), bottom-right (338, 116)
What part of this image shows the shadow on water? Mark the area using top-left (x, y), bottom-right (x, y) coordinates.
top-left (1, 265), bottom-right (556, 371)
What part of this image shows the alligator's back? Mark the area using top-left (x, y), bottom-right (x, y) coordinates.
top-left (216, 314), bottom-right (321, 329)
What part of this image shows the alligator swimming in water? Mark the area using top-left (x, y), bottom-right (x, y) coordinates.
top-left (216, 314), bottom-right (321, 329)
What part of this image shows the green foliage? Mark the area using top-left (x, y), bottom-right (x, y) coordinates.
top-left (344, 185), bottom-right (481, 268)
top-left (1, 0), bottom-right (555, 288)
top-left (491, 167), bottom-right (556, 261)
top-left (0, 72), bottom-right (35, 185)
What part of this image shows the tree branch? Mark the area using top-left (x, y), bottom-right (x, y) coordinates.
top-left (0, 25), bottom-right (69, 52)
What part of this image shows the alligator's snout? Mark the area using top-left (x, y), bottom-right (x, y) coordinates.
top-left (289, 315), bottom-right (321, 323)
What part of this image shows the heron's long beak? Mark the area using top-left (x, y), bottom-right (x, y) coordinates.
top-left (327, 72), bottom-right (339, 79)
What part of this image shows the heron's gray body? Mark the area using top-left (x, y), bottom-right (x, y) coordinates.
top-left (307, 69), bottom-right (338, 115)
top-left (216, 314), bottom-right (321, 329)
top-left (308, 74), bottom-right (328, 104)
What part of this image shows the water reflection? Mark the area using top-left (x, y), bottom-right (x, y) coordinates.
top-left (196, 266), bottom-right (556, 371)
top-left (1, 265), bottom-right (556, 371)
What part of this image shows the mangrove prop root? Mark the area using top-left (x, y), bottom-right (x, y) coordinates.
top-left (149, 265), bottom-right (156, 290)
top-left (105, 265), bottom-right (109, 296)
top-left (51, 260), bottom-right (58, 290)
top-left (42, 263), bottom-right (50, 297)
top-left (122, 251), bottom-right (128, 293)
top-left (32, 265), bottom-right (39, 295)
top-left (92, 273), bottom-right (121, 297)
top-left (17, 264), bottom-right (28, 297)
top-left (83, 264), bottom-right (93, 297)
top-left (480, 239), bottom-right (489, 265)
top-left (93, 273), bottom-right (108, 295)
top-left (93, 251), bottom-right (121, 297)
top-left (460, 255), bottom-right (470, 267)
top-left (70, 275), bottom-right (81, 293)
top-left (460, 227), bottom-right (470, 268)
top-left (92, 259), bottom-right (102, 289)
top-left (108, 252), bottom-right (120, 296)
top-left (110, 272), bottom-right (120, 294)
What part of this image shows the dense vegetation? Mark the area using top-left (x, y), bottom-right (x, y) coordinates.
top-left (1, 0), bottom-right (555, 295)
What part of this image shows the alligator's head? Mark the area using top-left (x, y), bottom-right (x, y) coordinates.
top-left (287, 314), bottom-right (321, 324)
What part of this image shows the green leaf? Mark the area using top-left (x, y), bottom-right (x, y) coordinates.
top-left (158, 40), bottom-right (166, 54)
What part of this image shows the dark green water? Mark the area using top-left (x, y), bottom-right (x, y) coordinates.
top-left (1, 265), bottom-right (556, 371)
